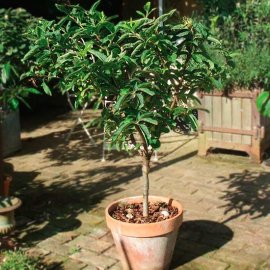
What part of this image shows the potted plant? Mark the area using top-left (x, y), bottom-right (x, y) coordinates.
top-left (24, 2), bottom-right (230, 269)
top-left (0, 8), bottom-right (40, 157)
top-left (0, 8), bottom-right (39, 235)
top-left (0, 110), bottom-right (22, 234)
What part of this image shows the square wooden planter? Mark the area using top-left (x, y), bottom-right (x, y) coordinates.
top-left (197, 89), bottom-right (270, 163)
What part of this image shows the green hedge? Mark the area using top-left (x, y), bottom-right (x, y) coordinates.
top-left (0, 8), bottom-right (40, 111)
top-left (196, 0), bottom-right (270, 90)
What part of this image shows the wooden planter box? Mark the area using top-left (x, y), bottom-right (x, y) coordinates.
top-left (197, 89), bottom-right (270, 163)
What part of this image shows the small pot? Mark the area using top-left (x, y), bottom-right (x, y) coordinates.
top-left (105, 196), bottom-right (183, 270)
top-left (0, 196), bottom-right (21, 234)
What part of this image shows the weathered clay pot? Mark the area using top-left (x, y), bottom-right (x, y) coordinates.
top-left (105, 196), bottom-right (183, 270)
top-left (0, 196), bottom-right (21, 234)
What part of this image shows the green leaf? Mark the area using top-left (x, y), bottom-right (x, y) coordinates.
top-left (41, 82), bottom-right (52, 96)
top-left (262, 100), bottom-right (270, 117)
top-left (90, 0), bottom-right (101, 14)
top-left (169, 53), bottom-right (177, 63)
top-left (17, 96), bottom-right (31, 109)
top-left (187, 113), bottom-right (198, 130)
top-left (192, 54), bottom-right (203, 63)
top-left (137, 93), bottom-right (144, 108)
top-left (112, 120), bottom-right (133, 141)
top-left (139, 88), bottom-right (155, 96)
top-left (143, 2), bottom-right (151, 13)
top-left (55, 4), bottom-right (69, 14)
top-left (150, 138), bottom-right (160, 149)
top-left (257, 91), bottom-right (270, 113)
top-left (138, 123), bottom-right (151, 143)
top-left (210, 78), bottom-right (223, 90)
top-left (23, 88), bottom-right (41, 95)
top-left (89, 49), bottom-right (107, 62)
top-left (22, 45), bottom-right (39, 61)
top-left (8, 98), bottom-right (19, 110)
top-left (207, 36), bottom-right (221, 45)
top-left (114, 89), bottom-right (129, 111)
top-left (136, 11), bottom-right (145, 17)
top-left (161, 126), bottom-right (170, 133)
top-left (1, 63), bottom-right (11, 84)
top-left (140, 118), bottom-right (158, 125)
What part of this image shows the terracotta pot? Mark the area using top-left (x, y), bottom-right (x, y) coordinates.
top-left (105, 196), bottom-right (183, 270)
top-left (0, 196), bottom-right (21, 234)
top-left (3, 175), bottom-right (12, 197)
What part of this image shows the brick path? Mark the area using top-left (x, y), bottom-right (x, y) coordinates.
top-left (5, 110), bottom-right (270, 269)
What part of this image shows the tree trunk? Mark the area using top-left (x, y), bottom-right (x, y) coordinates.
top-left (142, 156), bottom-right (150, 217)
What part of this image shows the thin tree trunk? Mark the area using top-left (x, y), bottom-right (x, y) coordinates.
top-left (142, 156), bottom-right (150, 217)
top-left (135, 125), bottom-right (152, 217)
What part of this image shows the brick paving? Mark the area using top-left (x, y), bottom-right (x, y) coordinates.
top-left (5, 110), bottom-right (270, 269)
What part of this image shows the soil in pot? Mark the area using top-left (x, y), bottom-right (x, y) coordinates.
top-left (111, 201), bottom-right (179, 223)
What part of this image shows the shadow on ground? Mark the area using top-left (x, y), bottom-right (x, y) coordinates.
top-left (218, 170), bottom-right (270, 223)
top-left (14, 128), bottom-right (131, 165)
top-left (20, 106), bottom-right (70, 133)
top-left (11, 162), bottom-right (141, 245)
top-left (171, 220), bottom-right (233, 268)
top-left (8, 110), bottom-right (197, 252)
top-left (9, 144), bottom-right (196, 247)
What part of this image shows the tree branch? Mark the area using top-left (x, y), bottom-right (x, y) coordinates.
top-left (135, 124), bottom-right (148, 155)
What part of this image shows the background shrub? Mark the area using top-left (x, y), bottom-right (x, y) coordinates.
top-left (196, 0), bottom-right (270, 90)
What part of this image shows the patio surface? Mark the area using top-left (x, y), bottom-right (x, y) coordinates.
top-left (4, 109), bottom-right (270, 270)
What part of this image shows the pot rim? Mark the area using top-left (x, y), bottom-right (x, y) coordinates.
top-left (0, 196), bottom-right (22, 214)
top-left (105, 195), bottom-right (183, 237)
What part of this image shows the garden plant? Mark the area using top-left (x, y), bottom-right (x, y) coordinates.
top-left (0, 250), bottom-right (38, 270)
top-left (196, 0), bottom-right (270, 111)
top-left (0, 8), bottom-right (40, 112)
top-left (0, 8), bottom-right (40, 196)
top-left (24, 2), bottom-right (231, 268)
top-left (24, 1), bottom-right (230, 216)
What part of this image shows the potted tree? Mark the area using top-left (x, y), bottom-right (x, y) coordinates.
top-left (24, 2), bottom-right (230, 269)
top-left (102, 6), bottom-right (231, 269)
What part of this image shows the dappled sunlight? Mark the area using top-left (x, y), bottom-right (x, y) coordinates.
top-left (11, 163), bottom-right (141, 245)
top-left (218, 170), bottom-right (270, 223)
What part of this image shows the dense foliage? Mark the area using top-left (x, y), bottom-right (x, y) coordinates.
top-left (197, 0), bottom-right (270, 90)
top-left (0, 8), bottom-right (39, 111)
top-left (24, 1), bottom-right (231, 215)
top-left (212, 0), bottom-right (270, 88)
top-left (24, 2), bottom-right (231, 150)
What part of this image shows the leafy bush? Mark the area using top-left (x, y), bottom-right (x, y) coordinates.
top-left (24, 1), bottom-right (230, 216)
top-left (196, 0), bottom-right (239, 17)
top-left (194, 1), bottom-right (270, 117)
top-left (196, 0), bottom-right (270, 90)
top-left (0, 250), bottom-right (38, 270)
top-left (0, 8), bottom-right (40, 111)
top-left (228, 45), bottom-right (270, 89)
